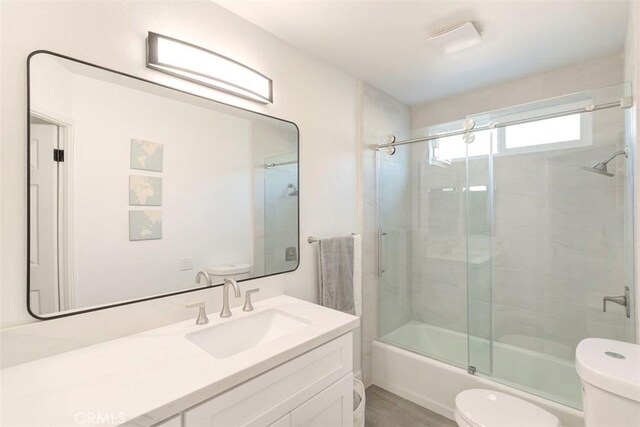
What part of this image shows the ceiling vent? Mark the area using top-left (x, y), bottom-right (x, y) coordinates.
top-left (428, 22), bottom-right (482, 54)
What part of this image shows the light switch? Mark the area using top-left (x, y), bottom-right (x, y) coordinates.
top-left (180, 257), bottom-right (194, 271)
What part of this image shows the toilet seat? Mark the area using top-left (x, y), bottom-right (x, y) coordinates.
top-left (454, 389), bottom-right (561, 427)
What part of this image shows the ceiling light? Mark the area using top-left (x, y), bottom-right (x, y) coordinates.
top-left (147, 32), bottom-right (273, 103)
top-left (428, 22), bottom-right (481, 54)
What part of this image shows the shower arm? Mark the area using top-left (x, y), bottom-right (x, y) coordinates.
top-left (601, 149), bottom-right (628, 166)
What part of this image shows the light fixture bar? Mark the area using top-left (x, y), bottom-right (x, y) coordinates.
top-left (147, 32), bottom-right (273, 103)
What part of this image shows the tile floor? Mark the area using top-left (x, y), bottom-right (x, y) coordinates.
top-left (364, 385), bottom-right (457, 427)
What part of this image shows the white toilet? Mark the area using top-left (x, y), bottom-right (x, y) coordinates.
top-left (454, 389), bottom-right (561, 427)
top-left (576, 338), bottom-right (640, 427)
top-left (206, 263), bottom-right (252, 283)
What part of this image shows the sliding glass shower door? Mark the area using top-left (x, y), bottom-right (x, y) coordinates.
top-left (377, 83), bottom-right (635, 410)
top-left (473, 83), bottom-right (634, 408)
top-left (378, 121), bottom-right (486, 370)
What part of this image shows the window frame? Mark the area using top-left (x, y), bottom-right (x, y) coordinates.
top-left (428, 101), bottom-right (593, 164)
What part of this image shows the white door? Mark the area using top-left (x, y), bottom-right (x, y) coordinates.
top-left (29, 123), bottom-right (60, 315)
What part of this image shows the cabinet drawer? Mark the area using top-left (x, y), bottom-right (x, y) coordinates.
top-left (184, 333), bottom-right (352, 427)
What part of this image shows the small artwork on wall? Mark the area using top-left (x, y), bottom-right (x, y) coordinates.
top-left (129, 175), bottom-right (162, 206)
top-left (129, 210), bottom-right (162, 241)
top-left (131, 139), bottom-right (163, 172)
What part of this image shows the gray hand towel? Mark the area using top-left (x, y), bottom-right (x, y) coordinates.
top-left (317, 235), bottom-right (355, 314)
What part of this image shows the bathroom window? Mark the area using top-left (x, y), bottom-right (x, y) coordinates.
top-left (432, 130), bottom-right (496, 162)
top-left (430, 104), bottom-right (591, 164)
top-left (503, 113), bottom-right (588, 152)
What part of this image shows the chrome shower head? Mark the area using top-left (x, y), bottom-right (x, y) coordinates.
top-left (582, 162), bottom-right (615, 177)
top-left (582, 148), bottom-right (627, 178)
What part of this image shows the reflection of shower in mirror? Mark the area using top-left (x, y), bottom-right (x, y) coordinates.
top-left (287, 183), bottom-right (299, 196)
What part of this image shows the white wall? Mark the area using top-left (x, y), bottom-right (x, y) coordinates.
top-left (412, 54), bottom-right (626, 129)
top-left (30, 54), bottom-right (73, 122)
top-left (73, 71), bottom-right (253, 308)
top-left (0, 1), bottom-right (360, 369)
top-left (31, 55), bottom-right (257, 311)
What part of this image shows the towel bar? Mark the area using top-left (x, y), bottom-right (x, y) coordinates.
top-left (307, 233), bottom-right (356, 244)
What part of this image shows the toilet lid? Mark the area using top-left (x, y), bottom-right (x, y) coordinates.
top-left (455, 389), bottom-right (561, 427)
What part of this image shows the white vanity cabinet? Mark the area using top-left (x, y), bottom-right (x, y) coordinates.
top-left (176, 333), bottom-right (353, 427)
top-left (1, 296), bottom-right (360, 427)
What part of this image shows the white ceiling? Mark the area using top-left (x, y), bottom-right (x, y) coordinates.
top-left (216, 0), bottom-right (630, 105)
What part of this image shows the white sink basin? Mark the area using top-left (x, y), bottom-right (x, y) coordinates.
top-left (186, 310), bottom-right (311, 359)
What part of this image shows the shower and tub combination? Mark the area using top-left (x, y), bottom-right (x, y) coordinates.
top-left (371, 84), bottom-right (636, 425)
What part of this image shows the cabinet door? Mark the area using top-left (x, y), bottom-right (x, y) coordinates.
top-left (291, 374), bottom-right (353, 427)
top-left (184, 334), bottom-right (352, 427)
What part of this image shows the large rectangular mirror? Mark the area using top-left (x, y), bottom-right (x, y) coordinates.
top-left (27, 52), bottom-right (299, 319)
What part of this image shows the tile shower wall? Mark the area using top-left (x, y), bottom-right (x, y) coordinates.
top-left (408, 145), bottom-right (473, 337)
top-left (360, 83), bottom-right (411, 386)
top-left (490, 124), bottom-right (628, 359)
top-left (409, 53), bottom-right (630, 360)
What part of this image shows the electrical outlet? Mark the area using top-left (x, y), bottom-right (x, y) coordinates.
top-left (180, 257), bottom-right (194, 271)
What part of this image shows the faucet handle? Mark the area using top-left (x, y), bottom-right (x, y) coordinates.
top-left (186, 301), bottom-right (209, 325)
top-left (243, 288), bottom-right (260, 312)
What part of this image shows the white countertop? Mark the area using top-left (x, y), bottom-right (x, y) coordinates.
top-left (0, 295), bottom-right (359, 427)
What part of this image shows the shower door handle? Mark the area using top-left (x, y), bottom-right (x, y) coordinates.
top-left (603, 286), bottom-right (630, 318)
top-left (378, 230), bottom-right (387, 277)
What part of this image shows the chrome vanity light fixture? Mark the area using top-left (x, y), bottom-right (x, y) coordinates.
top-left (146, 32), bottom-right (273, 103)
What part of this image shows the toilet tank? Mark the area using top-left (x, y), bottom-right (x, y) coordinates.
top-left (575, 338), bottom-right (640, 427)
top-left (206, 263), bottom-right (252, 284)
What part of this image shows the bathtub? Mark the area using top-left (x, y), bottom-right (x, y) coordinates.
top-left (373, 321), bottom-right (584, 427)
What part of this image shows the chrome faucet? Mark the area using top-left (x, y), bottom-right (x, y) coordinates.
top-left (220, 278), bottom-right (241, 318)
top-left (195, 270), bottom-right (212, 286)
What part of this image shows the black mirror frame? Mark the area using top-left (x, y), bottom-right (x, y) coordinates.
top-left (26, 50), bottom-right (300, 320)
